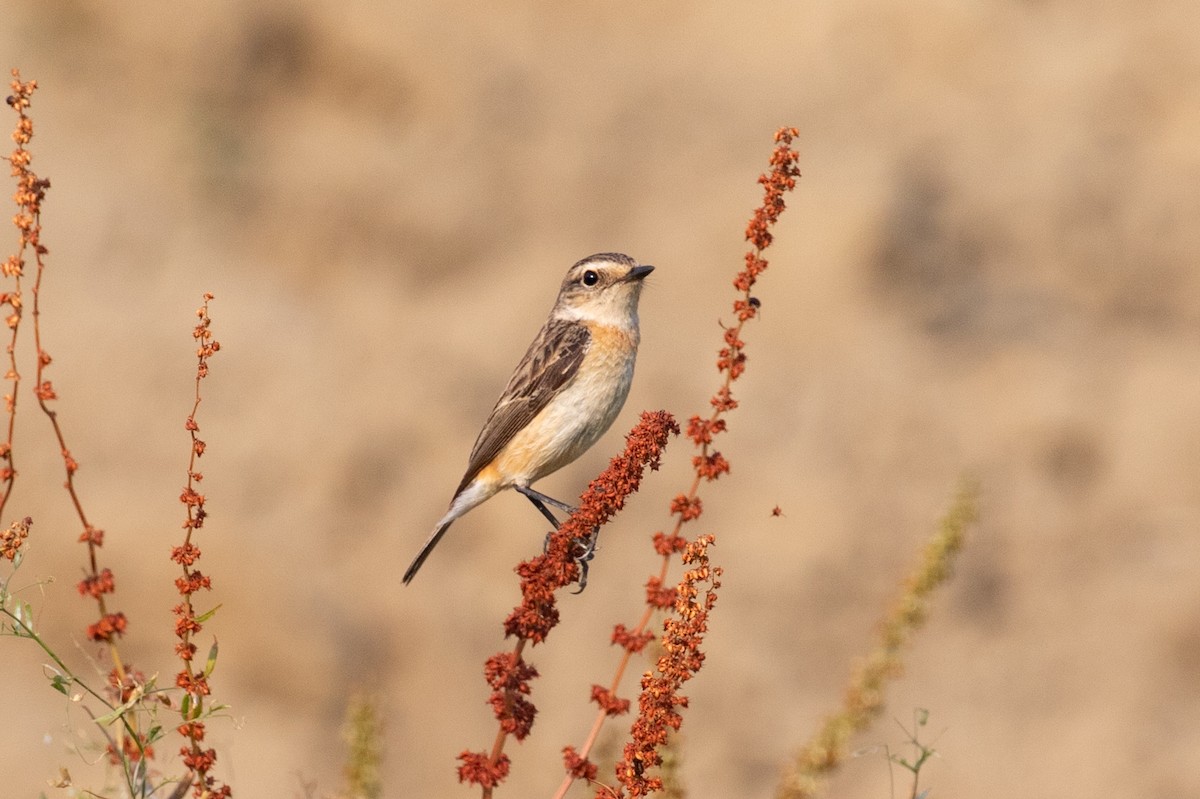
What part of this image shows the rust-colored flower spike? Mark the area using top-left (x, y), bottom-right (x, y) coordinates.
top-left (4, 71), bottom-right (40, 518)
top-left (554, 127), bottom-right (801, 799)
top-left (606, 536), bottom-right (721, 798)
top-left (670, 126), bottom-right (799, 559)
top-left (5, 70), bottom-right (133, 678)
top-left (1, 71), bottom-right (46, 520)
top-left (5, 70), bottom-right (160, 769)
top-left (170, 293), bottom-right (231, 799)
top-left (459, 410), bottom-right (679, 797)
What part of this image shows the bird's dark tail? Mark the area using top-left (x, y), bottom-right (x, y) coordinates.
top-left (405, 479), bottom-right (496, 585)
top-left (402, 519), bottom-right (454, 585)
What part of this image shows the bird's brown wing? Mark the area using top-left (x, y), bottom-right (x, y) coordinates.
top-left (453, 318), bottom-right (591, 497)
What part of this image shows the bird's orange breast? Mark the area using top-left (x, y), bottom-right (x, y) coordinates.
top-left (493, 321), bottom-right (640, 485)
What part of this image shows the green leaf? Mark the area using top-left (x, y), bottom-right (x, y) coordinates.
top-left (92, 707), bottom-right (122, 726)
top-left (194, 604), bottom-right (223, 624)
top-left (93, 700), bottom-right (133, 727)
top-left (49, 673), bottom-right (71, 696)
top-left (203, 638), bottom-right (219, 678)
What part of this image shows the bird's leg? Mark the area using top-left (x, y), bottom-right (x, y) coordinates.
top-left (517, 485), bottom-right (577, 520)
top-left (517, 485), bottom-right (568, 535)
top-left (518, 485), bottom-right (569, 554)
top-left (517, 485), bottom-right (599, 591)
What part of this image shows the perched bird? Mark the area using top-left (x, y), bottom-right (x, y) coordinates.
top-left (403, 253), bottom-right (653, 584)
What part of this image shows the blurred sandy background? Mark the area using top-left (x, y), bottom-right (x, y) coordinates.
top-left (2, 1), bottom-right (1199, 797)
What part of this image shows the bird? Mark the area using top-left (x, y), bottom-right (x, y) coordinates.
top-left (403, 252), bottom-right (654, 585)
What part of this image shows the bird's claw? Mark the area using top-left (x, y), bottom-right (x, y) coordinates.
top-left (542, 520), bottom-right (600, 593)
top-left (569, 526), bottom-right (601, 594)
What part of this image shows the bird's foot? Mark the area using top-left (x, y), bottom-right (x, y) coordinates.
top-left (569, 526), bottom-right (601, 594)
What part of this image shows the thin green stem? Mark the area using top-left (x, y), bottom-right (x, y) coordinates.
top-left (0, 606), bottom-right (148, 779)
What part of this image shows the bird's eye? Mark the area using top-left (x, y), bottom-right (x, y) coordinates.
top-left (582, 270), bottom-right (599, 286)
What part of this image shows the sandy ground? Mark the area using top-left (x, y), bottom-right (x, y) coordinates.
top-left (2, 2), bottom-right (1199, 797)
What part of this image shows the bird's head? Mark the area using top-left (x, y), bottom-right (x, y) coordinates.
top-left (553, 253), bottom-right (654, 328)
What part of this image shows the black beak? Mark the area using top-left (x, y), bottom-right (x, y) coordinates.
top-left (627, 265), bottom-right (655, 281)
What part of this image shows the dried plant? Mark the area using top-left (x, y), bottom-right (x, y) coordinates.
top-left (7, 72), bottom-right (132, 664)
top-left (171, 292), bottom-right (231, 798)
top-left (775, 484), bottom-right (978, 799)
top-left (548, 126), bottom-right (802, 799)
top-left (458, 410), bottom-right (680, 796)
top-left (0, 514), bottom-right (29, 560)
top-left (599, 535), bottom-right (721, 798)
top-left (2, 71), bottom-right (232, 798)
top-left (340, 692), bottom-right (384, 799)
